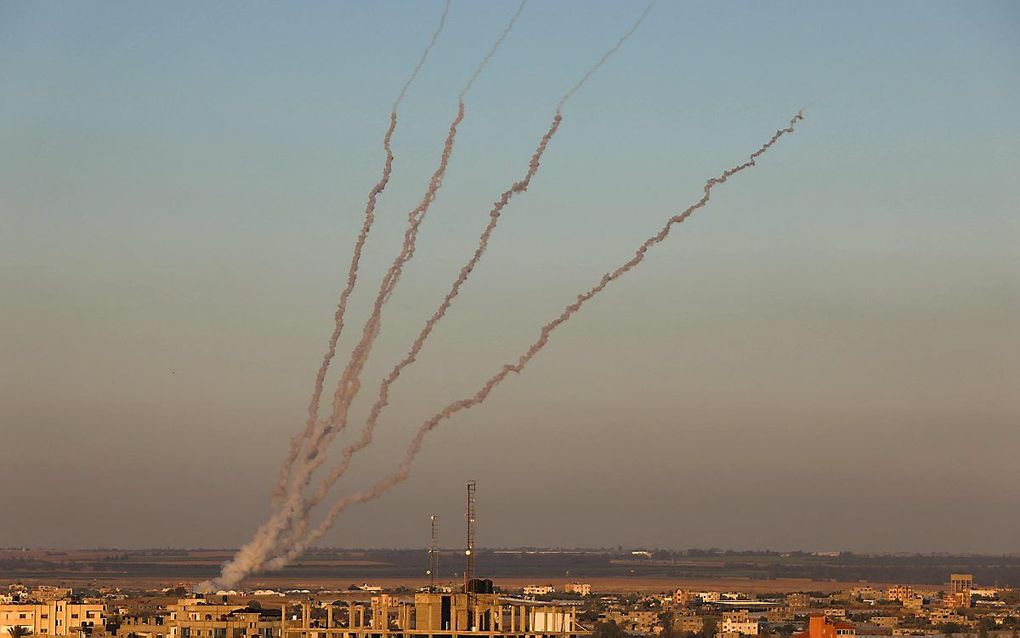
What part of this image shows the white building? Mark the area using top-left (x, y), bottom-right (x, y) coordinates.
top-left (719, 611), bottom-right (759, 636)
top-left (522, 585), bottom-right (555, 596)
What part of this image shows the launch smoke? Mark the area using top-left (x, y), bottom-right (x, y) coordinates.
top-left (266, 109), bottom-right (804, 568)
top-left (200, 1), bottom-right (527, 593)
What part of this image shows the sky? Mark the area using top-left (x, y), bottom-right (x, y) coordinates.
top-left (1, 1), bottom-right (1018, 554)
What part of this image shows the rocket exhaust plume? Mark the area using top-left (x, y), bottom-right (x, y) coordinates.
top-left (273, 0), bottom-right (452, 504)
top-left (280, 0), bottom-right (526, 532)
top-left (285, 114), bottom-right (563, 545)
top-left (265, 110), bottom-right (805, 569)
top-left (281, 0), bottom-right (656, 548)
top-left (199, 0), bottom-right (527, 593)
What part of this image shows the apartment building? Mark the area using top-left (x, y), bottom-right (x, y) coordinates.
top-left (0, 601), bottom-right (106, 636)
top-left (719, 611), bottom-right (759, 636)
top-left (564, 584), bottom-right (592, 597)
top-left (523, 586), bottom-right (556, 597)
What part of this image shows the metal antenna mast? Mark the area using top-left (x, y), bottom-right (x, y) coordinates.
top-left (464, 479), bottom-right (477, 627)
top-left (427, 515), bottom-right (439, 592)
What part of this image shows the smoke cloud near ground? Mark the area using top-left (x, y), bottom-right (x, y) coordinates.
top-left (201, 1), bottom-right (805, 593)
top-left (198, 1), bottom-right (527, 593)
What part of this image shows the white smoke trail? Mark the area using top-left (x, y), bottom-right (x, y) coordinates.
top-left (280, 0), bottom-right (527, 539)
top-left (558, 1), bottom-right (656, 112)
top-left (273, 0), bottom-right (452, 505)
top-left (266, 110), bottom-right (805, 568)
top-left (280, 0), bottom-right (657, 549)
top-left (199, 0), bottom-right (527, 592)
top-left (283, 114), bottom-right (563, 548)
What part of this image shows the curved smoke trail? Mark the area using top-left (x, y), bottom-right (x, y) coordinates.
top-left (273, 0), bottom-right (452, 505)
top-left (280, 0), bottom-right (657, 549)
top-left (283, 114), bottom-right (563, 547)
top-left (282, 0), bottom-right (527, 535)
top-left (199, 0), bottom-right (527, 592)
top-left (266, 110), bottom-right (805, 568)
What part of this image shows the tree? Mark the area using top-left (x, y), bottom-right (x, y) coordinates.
top-left (658, 611), bottom-right (676, 638)
top-left (593, 621), bottom-right (629, 638)
top-left (8, 628), bottom-right (32, 638)
top-left (697, 618), bottom-right (718, 638)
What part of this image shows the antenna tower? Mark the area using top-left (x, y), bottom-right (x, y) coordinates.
top-left (464, 480), bottom-right (477, 626)
top-left (427, 515), bottom-right (439, 591)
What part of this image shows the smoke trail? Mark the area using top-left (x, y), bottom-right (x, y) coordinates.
top-left (199, 1), bottom-right (527, 592)
top-left (198, 104), bottom-right (465, 595)
top-left (265, 110), bottom-right (805, 568)
top-left (286, 114), bottom-right (563, 545)
top-left (272, 0), bottom-right (452, 504)
top-left (459, 0), bottom-right (527, 100)
top-left (284, 0), bottom-right (656, 546)
top-left (276, 0), bottom-right (528, 535)
top-left (558, 1), bottom-right (655, 111)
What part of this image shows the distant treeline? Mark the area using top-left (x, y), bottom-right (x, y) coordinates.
top-left (4, 549), bottom-right (1020, 586)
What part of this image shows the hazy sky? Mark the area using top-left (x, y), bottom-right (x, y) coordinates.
top-left (1, 1), bottom-right (1018, 554)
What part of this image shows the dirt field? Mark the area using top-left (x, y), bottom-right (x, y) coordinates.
top-left (0, 571), bottom-right (883, 595)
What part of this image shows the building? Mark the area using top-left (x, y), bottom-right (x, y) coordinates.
top-left (927, 609), bottom-right (969, 627)
top-left (719, 611), bottom-right (759, 636)
top-left (902, 597), bottom-right (923, 613)
top-left (849, 587), bottom-right (881, 601)
top-left (523, 586), bottom-right (556, 597)
top-left (672, 615), bottom-right (704, 635)
top-left (30, 588), bottom-right (74, 604)
top-left (793, 615), bottom-right (856, 638)
top-left (602, 610), bottom-right (658, 635)
top-left (0, 600), bottom-right (106, 636)
top-left (785, 594), bottom-right (811, 610)
top-left (154, 598), bottom-right (281, 638)
top-left (884, 586), bottom-right (913, 604)
top-left (279, 591), bottom-right (586, 638)
top-left (673, 591), bottom-right (700, 607)
top-left (947, 574), bottom-right (973, 609)
top-left (564, 584), bottom-right (592, 597)
top-left (869, 617), bottom-right (898, 629)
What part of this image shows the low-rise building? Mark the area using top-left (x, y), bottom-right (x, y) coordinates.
top-left (523, 586), bottom-right (556, 597)
top-left (885, 586), bottom-right (913, 604)
top-left (672, 614), bottom-right (704, 635)
top-left (719, 611), bottom-right (759, 636)
top-left (0, 600), bottom-right (107, 636)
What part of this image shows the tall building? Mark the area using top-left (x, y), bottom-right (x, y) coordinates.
top-left (947, 574), bottom-right (973, 609)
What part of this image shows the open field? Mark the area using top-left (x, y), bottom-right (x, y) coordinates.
top-left (3, 548), bottom-right (1019, 592)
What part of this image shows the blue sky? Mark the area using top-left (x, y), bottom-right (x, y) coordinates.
top-left (1, 1), bottom-right (1018, 552)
